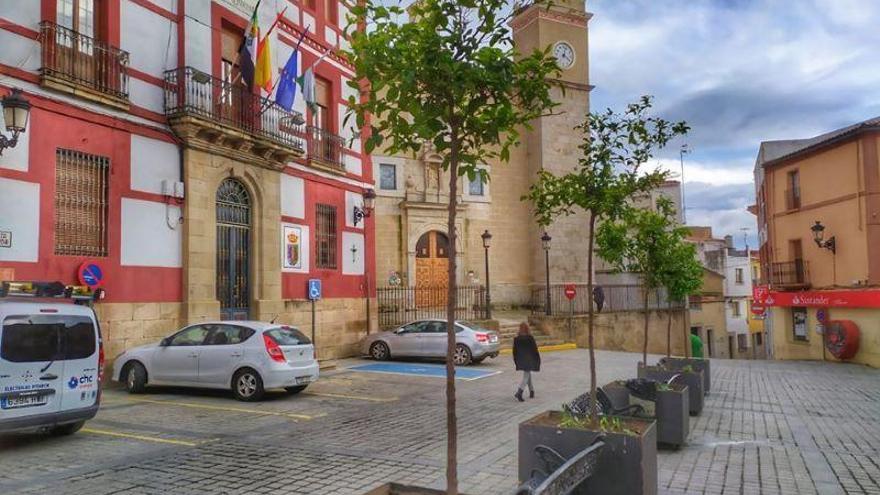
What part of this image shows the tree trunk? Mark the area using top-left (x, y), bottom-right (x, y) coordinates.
top-left (587, 212), bottom-right (599, 424)
top-left (666, 299), bottom-right (673, 358)
top-left (682, 299), bottom-right (690, 358)
top-left (445, 143), bottom-right (460, 495)
top-left (642, 286), bottom-right (649, 366)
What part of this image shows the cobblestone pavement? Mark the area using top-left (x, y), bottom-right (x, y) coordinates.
top-left (1, 350), bottom-right (878, 494)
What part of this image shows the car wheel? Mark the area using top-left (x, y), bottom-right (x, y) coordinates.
top-left (370, 341), bottom-right (390, 361)
top-left (50, 421), bottom-right (85, 436)
top-left (285, 385), bottom-right (308, 395)
top-left (453, 344), bottom-right (472, 366)
top-left (124, 362), bottom-right (147, 394)
top-left (232, 368), bottom-right (265, 402)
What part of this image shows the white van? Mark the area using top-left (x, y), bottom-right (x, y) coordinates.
top-left (0, 282), bottom-right (104, 435)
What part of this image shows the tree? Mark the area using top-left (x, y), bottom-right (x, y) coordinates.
top-left (662, 239), bottom-right (703, 357)
top-left (597, 196), bottom-right (685, 366)
top-left (345, 2), bottom-right (560, 492)
top-left (524, 97), bottom-right (688, 423)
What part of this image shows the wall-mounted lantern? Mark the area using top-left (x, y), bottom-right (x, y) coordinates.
top-left (0, 89), bottom-right (31, 156)
top-left (810, 220), bottom-right (836, 254)
top-left (353, 188), bottom-right (376, 227)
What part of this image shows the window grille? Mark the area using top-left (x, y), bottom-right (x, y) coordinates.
top-left (54, 148), bottom-right (109, 256)
top-left (316, 204), bottom-right (337, 269)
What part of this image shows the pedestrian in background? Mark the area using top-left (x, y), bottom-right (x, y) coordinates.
top-left (513, 322), bottom-right (540, 402)
top-left (691, 332), bottom-right (704, 358)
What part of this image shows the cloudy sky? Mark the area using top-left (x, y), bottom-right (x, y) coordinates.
top-left (586, 0), bottom-right (880, 248)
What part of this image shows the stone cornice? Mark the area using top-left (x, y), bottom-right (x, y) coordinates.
top-left (510, 5), bottom-right (592, 32)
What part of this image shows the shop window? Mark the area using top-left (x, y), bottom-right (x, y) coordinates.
top-left (379, 163), bottom-right (397, 190)
top-left (792, 307), bottom-right (808, 341)
top-left (55, 148), bottom-right (109, 257)
top-left (316, 204), bottom-right (337, 269)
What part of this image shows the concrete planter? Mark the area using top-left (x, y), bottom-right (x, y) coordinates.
top-left (603, 381), bottom-right (690, 449)
top-left (638, 364), bottom-right (704, 416)
top-left (518, 410), bottom-right (658, 495)
top-left (362, 483), bottom-right (466, 495)
top-left (659, 357), bottom-right (710, 395)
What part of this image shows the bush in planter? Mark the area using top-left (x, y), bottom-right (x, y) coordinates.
top-left (518, 410), bottom-right (658, 495)
top-left (637, 364), bottom-right (703, 416)
top-left (604, 380), bottom-right (689, 449)
top-left (659, 356), bottom-right (711, 395)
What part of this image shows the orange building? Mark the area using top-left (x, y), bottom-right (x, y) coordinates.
top-left (754, 117), bottom-right (880, 367)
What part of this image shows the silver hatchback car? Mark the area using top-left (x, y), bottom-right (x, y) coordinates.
top-left (361, 319), bottom-right (500, 366)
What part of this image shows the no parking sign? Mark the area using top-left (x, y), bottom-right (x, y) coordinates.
top-left (77, 261), bottom-right (105, 289)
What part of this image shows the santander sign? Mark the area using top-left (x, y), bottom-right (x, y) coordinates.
top-left (767, 290), bottom-right (880, 308)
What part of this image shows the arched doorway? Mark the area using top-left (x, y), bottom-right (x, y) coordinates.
top-left (216, 178), bottom-right (251, 320)
top-left (415, 230), bottom-right (449, 307)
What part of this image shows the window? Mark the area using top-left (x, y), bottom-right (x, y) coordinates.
top-left (57, 0), bottom-right (95, 37)
top-left (751, 265), bottom-right (758, 282)
top-left (786, 170), bottom-right (800, 209)
top-left (737, 333), bottom-right (748, 350)
top-left (688, 295), bottom-right (702, 310)
top-left (730, 301), bottom-right (741, 317)
top-left (169, 326), bottom-right (210, 346)
top-left (204, 325), bottom-right (254, 345)
top-left (468, 174), bottom-right (485, 196)
top-left (755, 332), bottom-right (763, 346)
top-left (324, 0), bottom-right (338, 24)
top-left (304, 0), bottom-right (316, 10)
top-left (379, 163), bottom-right (397, 190)
top-left (792, 307), bottom-right (808, 341)
top-left (316, 204), bottom-right (337, 269)
top-left (735, 268), bottom-right (744, 284)
top-left (55, 149), bottom-right (110, 257)
top-left (1, 315), bottom-right (95, 362)
top-left (265, 327), bottom-right (312, 345)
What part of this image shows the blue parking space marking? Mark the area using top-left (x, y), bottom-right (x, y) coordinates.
top-left (348, 362), bottom-right (501, 381)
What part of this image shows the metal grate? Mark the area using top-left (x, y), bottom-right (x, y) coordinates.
top-left (54, 148), bottom-right (109, 257)
top-left (316, 204), bottom-right (337, 269)
top-left (377, 285), bottom-right (488, 329)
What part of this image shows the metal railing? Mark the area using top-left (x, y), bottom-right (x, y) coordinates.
top-left (163, 67), bottom-right (305, 152)
top-left (529, 284), bottom-right (686, 316)
top-left (306, 125), bottom-right (345, 170)
top-left (377, 285), bottom-right (487, 329)
top-left (769, 260), bottom-right (809, 287)
top-left (785, 188), bottom-right (801, 210)
top-left (39, 21), bottom-right (129, 100)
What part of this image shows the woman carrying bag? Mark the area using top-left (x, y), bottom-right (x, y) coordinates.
top-left (513, 322), bottom-right (541, 402)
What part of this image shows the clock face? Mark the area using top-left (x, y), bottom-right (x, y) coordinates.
top-left (553, 41), bottom-right (575, 69)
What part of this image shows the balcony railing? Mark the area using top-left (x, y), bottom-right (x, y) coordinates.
top-left (785, 188), bottom-right (801, 210)
top-left (769, 260), bottom-right (810, 288)
top-left (39, 21), bottom-right (129, 101)
top-left (529, 284), bottom-right (686, 316)
top-left (377, 285), bottom-right (488, 329)
top-left (163, 67), bottom-right (304, 153)
top-left (306, 125), bottom-right (346, 170)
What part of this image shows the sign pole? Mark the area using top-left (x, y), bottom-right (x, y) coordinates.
top-left (568, 298), bottom-right (573, 342)
top-left (311, 299), bottom-right (316, 352)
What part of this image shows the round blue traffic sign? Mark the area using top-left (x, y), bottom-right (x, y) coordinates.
top-left (78, 261), bottom-right (105, 288)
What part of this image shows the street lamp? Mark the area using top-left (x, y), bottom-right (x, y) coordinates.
top-left (481, 230), bottom-right (492, 320)
top-left (811, 220), bottom-right (836, 254)
top-left (679, 144), bottom-right (690, 224)
top-left (352, 188), bottom-right (376, 226)
top-left (542, 231), bottom-right (552, 315)
top-left (0, 89), bottom-right (31, 156)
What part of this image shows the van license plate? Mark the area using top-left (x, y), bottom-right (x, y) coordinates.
top-left (295, 376), bottom-right (311, 385)
top-left (1, 393), bottom-right (49, 410)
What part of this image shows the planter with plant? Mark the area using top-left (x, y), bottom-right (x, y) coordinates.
top-left (638, 364), bottom-right (703, 415)
top-left (518, 410), bottom-right (657, 495)
top-left (658, 356), bottom-right (711, 395)
top-left (604, 380), bottom-right (689, 448)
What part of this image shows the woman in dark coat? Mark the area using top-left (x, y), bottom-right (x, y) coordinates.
top-left (513, 322), bottom-right (541, 401)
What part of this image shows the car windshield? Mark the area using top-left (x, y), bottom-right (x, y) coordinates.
top-left (265, 327), bottom-right (311, 345)
top-left (458, 321), bottom-right (492, 333)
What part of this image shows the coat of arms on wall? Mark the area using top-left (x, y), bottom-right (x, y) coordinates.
top-left (283, 225), bottom-right (302, 270)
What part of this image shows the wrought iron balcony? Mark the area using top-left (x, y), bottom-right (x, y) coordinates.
top-left (306, 125), bottom-right (346, 172)
top-left (769, 260), bottom-right (810, 289)
top-left (163, 67), bottom-right (305, 165)
top-left (39, 21), bottom-right (129, 106)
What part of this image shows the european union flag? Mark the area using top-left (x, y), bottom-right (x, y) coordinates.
top-left (275, 49), bottom-right (298, 111)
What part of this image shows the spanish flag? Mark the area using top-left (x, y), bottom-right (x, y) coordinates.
top-left (254, 35), bottom-right (273, 92)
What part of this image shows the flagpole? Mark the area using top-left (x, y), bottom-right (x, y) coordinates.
top-left (260, 26), bottom-right (310, 116)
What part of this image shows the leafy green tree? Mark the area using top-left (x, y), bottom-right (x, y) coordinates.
top-left (662, 239), bottom-right (703, 357)
top-left (345, 2), bottom-right (560, 492)
top-left (524, 97), bottom-right (688, 423)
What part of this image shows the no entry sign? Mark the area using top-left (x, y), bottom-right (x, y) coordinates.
top-left (564, 284), bottom-right (577, 300)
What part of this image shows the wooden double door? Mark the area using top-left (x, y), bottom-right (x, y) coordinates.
top-left (415, 231), bottom-right (449, 307)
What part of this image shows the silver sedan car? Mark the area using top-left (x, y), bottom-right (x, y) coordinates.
top-left (361, 319), bottom-right (501, 366)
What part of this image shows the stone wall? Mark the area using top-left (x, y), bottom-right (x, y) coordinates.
top-left (529, 309), bottom-right (689, 357)
top-left (95, 302), bottom-right (183, 366)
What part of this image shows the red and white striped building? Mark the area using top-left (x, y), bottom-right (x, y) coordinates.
top-left (0, 0), bottom-right (375, 361)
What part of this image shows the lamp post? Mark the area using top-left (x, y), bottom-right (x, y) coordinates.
top-left (0, 89), bottom-right (31, 156)
top-left (679, 144), bottom-right (690, 224)
top-left (542, 231), bottom-right (552, 315)
top-left (481, 230), bottom-right (492, 320)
